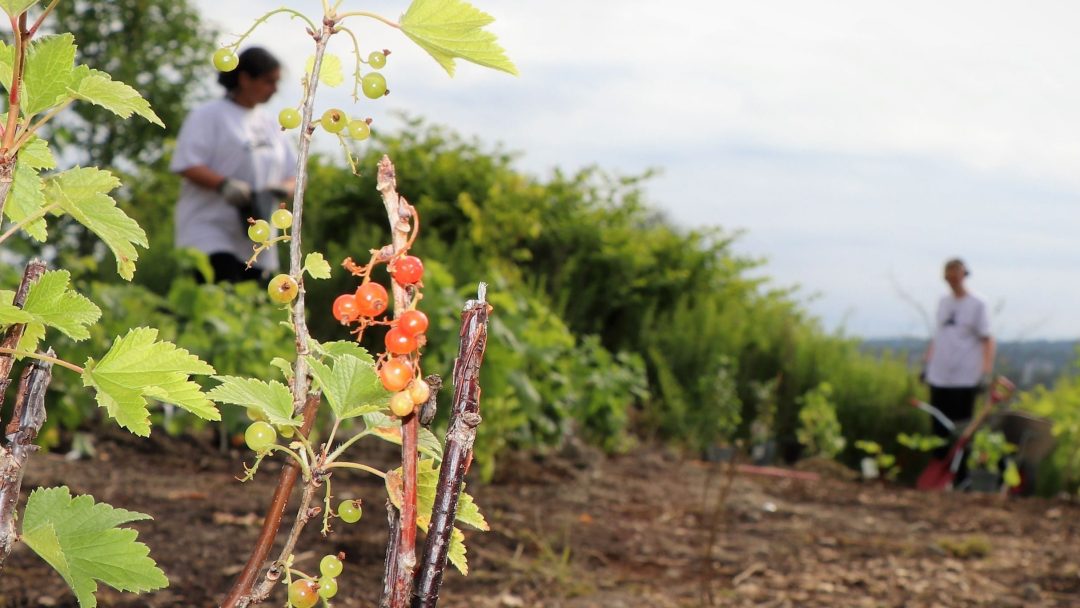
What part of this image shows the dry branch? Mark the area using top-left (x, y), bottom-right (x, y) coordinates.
top-left (412, 285), bottom-right (490, 608)
top-left (0, 260), bottom-right (46, 402)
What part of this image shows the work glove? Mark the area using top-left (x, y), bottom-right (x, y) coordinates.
top-left (218, 178), bottom-right (253, 207)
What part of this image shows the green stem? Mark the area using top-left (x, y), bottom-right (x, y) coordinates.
top-left (228, 8), bottom-right (318, 48)
top-left (322, 417), bottom-right (342, 459)
top-left (0, 347), bottom-right (83, 374)
top-left (12, 99), bottom-right (75, 152)
top-left (335, 25), bottom-right (365, 102)
top-left (325, 427), bottom-right (376, 463)
top-left (2, 15), bottom-right (25, 152)
top-left (325, 461), bottom-right (386, 479)
top-left (335, 11), bottom-right (400, 29)
top-left (0, 202), bottom-right (62, 246)
top-left (26, 0), bottom-right (60, 37)
top-left (267, 444), bottom-right (311, 480)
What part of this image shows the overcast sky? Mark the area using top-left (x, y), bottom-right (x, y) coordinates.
top-left (193, 0), bottom-right (1080, 340)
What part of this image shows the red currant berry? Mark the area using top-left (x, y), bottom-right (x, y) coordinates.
top-left (333, 294), bottom-right (360, 324)
top-left (379, 357), bottom-right (414, 392)
top-left (398, 310), bottom-right (429, 337)
top-left (391, 255), bottom-right (424, 285)
top-left (288, 579), bottom-right (319, 608)
top-left (355, 282), bottom-right (389, 317)
top-left (385, 327), bottom-right (418, 355)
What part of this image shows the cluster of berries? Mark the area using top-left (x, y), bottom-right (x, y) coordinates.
top-left (287, 553), bottom-right (349, 606)
top-left (333, 255), bottom-right (430, 418)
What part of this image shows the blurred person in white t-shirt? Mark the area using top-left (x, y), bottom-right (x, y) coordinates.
top-left (170, 47), bottom-right (296, 284)
top-left (922, 258), bottom-right (996, 453)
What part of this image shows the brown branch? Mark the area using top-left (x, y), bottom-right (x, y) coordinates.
top-left (381, 501), bottom-right (402, 605)
top-left (0, 260), bottom-right (46, 405)
top-left (375, 155), bottom-right (420, 608)
top-left (243, 475), bottom-right (321, 604)
top-left (0, 351), bottom-right (53, 570)
top-left (412, 285), bottom-right (490, 608)
top-left (220, 393), bottom-right (321, 608)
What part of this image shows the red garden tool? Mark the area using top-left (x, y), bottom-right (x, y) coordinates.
top-left (916, 376), bottom-right (1016, 491)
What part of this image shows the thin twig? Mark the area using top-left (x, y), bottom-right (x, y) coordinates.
top-left (0, 352), bottom-right (53, 570)
top-left (244, 478), bottom-right (321, 603)
top-left (412, 286), bottom-right (490, 608)
top-left (375, 156), bottom-right (420, 608)
top-left (0, 260), bottom-right (46, 401)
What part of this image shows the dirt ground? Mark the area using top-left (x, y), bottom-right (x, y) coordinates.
top-left (0, 430), bottom-right (1078, 608)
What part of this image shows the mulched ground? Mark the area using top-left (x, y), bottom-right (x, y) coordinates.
top-left (0, 430), bottom-right (1077, 607)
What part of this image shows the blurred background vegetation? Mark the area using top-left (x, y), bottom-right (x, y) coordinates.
top-left (4, 0), bottom-right (1077, 495)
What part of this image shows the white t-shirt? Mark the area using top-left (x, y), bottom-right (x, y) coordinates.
top-left (926, 292), bottom-right (991, 387)
top-left (170, 98), bottom-right (297, 271)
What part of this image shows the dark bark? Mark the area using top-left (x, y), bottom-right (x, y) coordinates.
top-left (412, 286), bottom-right (490, 608)
top-left (0, 260), bottom-right (46, 404)
top-left (0, 353), bottom-right (53, 570)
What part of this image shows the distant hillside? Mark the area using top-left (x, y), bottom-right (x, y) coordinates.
top-left (861, 338), bottom-right (1078, 389)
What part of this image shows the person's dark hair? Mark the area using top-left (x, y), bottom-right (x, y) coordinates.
top-left (217, 47), bottom-right (281, 91)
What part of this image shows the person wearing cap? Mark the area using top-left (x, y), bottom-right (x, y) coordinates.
top-left (922, 258), bottom-right (996, 450)
top-left (170, 47), bottom-right (296, 284)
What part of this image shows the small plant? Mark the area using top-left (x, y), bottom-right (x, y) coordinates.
top-left (896, 432), bottom-right (949, 453)
top-left (854, 440), bottom-right (899, 480)
top-left (0, 1), bottom-right (515, 606)
top-left (966, 428), bottom-right (1020, 490)
top-left (796, 382), bottom-right (846, 459)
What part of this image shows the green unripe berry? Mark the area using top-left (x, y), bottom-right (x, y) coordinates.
top-left (347, 119), bottom-right (371, 141)
top-left (213, 48), bottom-right (238, 72)
top-left (320, 108), bottom-right (347, 133)
top-left (368, 51), bottom-right (387, 69)
top-left (338, 499), bottom-right (362, 524)
top-left (244, 421), bottom-right (276, 452)
top-left (278, 108), bottom-right (301, 129)
top-left (362, 72), bottom-right (388, 99)
top-left (267, 274), bottom-right (299, 304)
top-left (271, 208), bottom-right (293, 230)
top-left (318, 577), bottom-right (338, 599)
top-left (248, 219), bottom-right (271, 243)
top-left (320, 555), bottom-right (343, 578)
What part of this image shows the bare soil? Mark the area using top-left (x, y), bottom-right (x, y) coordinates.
top-left (1, 430), bottom-right (1078, 607)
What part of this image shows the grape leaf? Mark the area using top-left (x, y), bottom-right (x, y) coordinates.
top-left (362, 412), bottom-right (443, 462)
top-left (22, 34), bottom-right (77, 117)
top-left (21, 486), bottom-right (167, 608)
top-left (22, 270), bottom-right (102, 341)
top-left (6, 137), bottom-right (56, 241)
top-left (385, 458), bottom-right (486, 575)
top-left (303, 252), bottom-right (332, 279)
top-left (399, 0), bottom-right (518, 77)
top-left (305, 54), bottom-right (344, 87)
top-left (45, 167), bottom-right (148, 280)
top-left (82, 328), bottom-right (217, 436)
top-left (0, 1), bottom-right (40, 19)
top-left (71, 69), bottom-right (163, 127)
top-left (306, 354), bottom-right (389, 419)
top-left (207, 375), bottom-right (300, 427)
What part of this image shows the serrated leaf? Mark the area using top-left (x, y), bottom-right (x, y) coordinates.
top-left (269, 357), bottom-right (294, 382)
top-left (305, 54), bottom-right (344, 87)
top-left (22, 270), bottom-right (102, 341)
top-left (22, 34), bottom-right (77, 116)
top-left (0, 0), bottom-right (39, 18)
top-left (71, 69), bottom-right (163, 127)
top-left (316, 340), bottom-right (375, 364)
top-left (207, 375), bottom-right (300, 427)
top-left (362, 412), bottom-right (443, 462)
top-left (399, 0), bottom-right (518, 77)
top-left (6, 138), bottom-right (54, 241)
top-left (82, 328), bottom-right (217, 436)
top-left (0, 302), bottom-right (33, 324)
top-left (306, 354), bottom-right (389, 419)
top-left (385, 459), bottom-right (485, 575)
top-left (45, 167), bottom-right (148, 280)
top-left (0, 41), bottom-right (12, 90)
top-left (303, 252), bottom-right (332, 279)
top-left (22, 486), bottom-right (167, 608)
top-left (17, 321), bottom-right (44, 353)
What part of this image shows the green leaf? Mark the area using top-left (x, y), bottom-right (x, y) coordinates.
top-left (82, 328), bottom-right (217, 436)
top-left (22, 486), bottom-right (167, 608)
top-left (303, 252), bottom-right (332, 279)
top-left (0, 302), bottom-right (33, 325)
top-left (71, 69), bottom-right (163, 127)
top-left (17, 321), bottom-right (44, 353)
top-left (305, 54), bottom-right (344, 88)
top-left (306, 354), bottom-right (389, 419)
top-left (314, 340), bottom-right (375, 364)
top-left (362, 412), bottom-right (443, 462)
top-left (399, 0), bottom-right (518, 77)
top-left (0, 40), bottom-right (12, 90)
top-left (6, 137), bottom-right (56, 241)
top-left (45, 167), bottom-right (148, 280)
top-left (207, 375), bottom-right (300, 427)
top-left (22, 34), bottom-right (77, 117)
top-left (385, 459), bottom-right (486, 575)
top-left (0, 1), bottom-right (40, 19)
top-left (269, 357), bottom-right (294, 382)
top-left (22, 270), bottom-right (102, 341)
